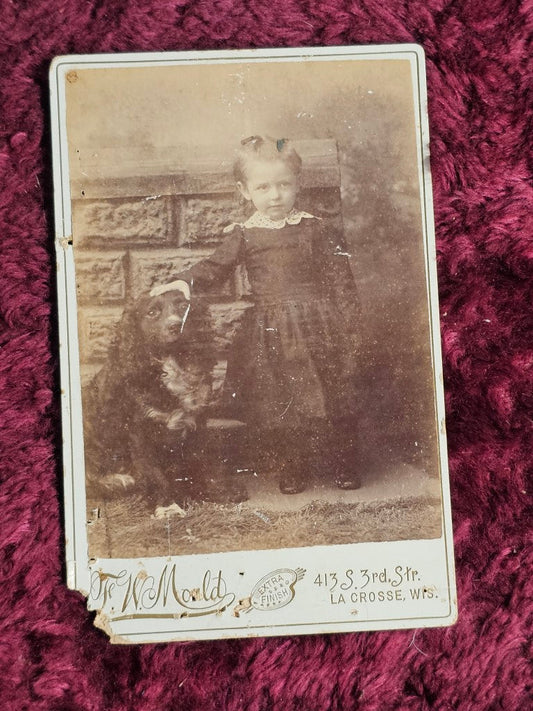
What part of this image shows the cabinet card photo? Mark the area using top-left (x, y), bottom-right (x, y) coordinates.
top-left (51, 45), bottom-right (456, 643)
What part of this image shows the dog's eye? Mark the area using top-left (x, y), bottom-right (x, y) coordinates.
top-left (146, 308), bottom-right (161, 318)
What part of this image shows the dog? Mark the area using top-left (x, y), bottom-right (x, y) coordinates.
top-left (83, 289), bottom-right (246, 506)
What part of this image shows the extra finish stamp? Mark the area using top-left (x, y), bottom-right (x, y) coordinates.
top-left (50, 45), bottom-right (456, 643)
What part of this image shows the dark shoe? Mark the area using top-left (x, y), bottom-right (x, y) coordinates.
top-left (335, 473), bottom-right (361, 490)
top-left (279, 475), bottom-right (306, 495)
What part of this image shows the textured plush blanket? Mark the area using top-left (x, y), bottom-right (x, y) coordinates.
top-left (0, 1), bottom-right (531, 709)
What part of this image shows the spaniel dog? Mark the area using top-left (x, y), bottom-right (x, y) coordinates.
top-left (83, 289), bottom-right (247, 506)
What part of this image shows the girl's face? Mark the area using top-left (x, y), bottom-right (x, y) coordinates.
top-left (237, 159), bottom-right (299, 220)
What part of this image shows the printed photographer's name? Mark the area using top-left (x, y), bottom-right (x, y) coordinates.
top-left (89, 565), bottom-right (235, 616)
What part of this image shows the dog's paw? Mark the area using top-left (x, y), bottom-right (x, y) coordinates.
top-left (166, 411), bottom-right (196, 433)
top-left (101, 472), bottom-right (136, 491)
top-left (152, 502), bottom-right (188, 519)
top-left (166, 410), bottom-right (185, 430)
top-left (145, 406), bottom-right (167, 423)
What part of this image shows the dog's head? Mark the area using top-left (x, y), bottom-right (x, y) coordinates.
top-left (136, 291), bottom-right (191, 346)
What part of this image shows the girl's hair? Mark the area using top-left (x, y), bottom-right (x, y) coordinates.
top-left (233, 136), bottom-right (302, 183)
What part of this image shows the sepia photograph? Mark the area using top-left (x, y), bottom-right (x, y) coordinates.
top-left (62, 53), bottom-right (445, 561)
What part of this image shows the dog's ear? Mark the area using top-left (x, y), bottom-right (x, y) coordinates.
top-left (82, 300), bottom-right (141, 477)
top-left (106, 298), bottom-right (147, 375)
top-left (181, 298), bottom-right (217, 365)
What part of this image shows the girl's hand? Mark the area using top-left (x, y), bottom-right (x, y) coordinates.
top-left (150, 279), bottom-right (191, 300)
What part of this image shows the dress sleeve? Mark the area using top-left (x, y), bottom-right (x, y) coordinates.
top-left (315, 220), bottom-right (361, 330)
top-left (177, 227), bottom-right (244, 290)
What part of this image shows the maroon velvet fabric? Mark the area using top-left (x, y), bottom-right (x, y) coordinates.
top-left (0, 2), bottom-right (531, 709)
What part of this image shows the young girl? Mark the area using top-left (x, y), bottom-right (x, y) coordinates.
top-left (153, 136), bottom-right (361, 495)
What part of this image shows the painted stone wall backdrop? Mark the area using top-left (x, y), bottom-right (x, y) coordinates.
top-left (72, 139), bottom-right (342, 387)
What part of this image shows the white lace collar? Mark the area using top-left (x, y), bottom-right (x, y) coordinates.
top-left (224, 209), bottom-right (318, 233)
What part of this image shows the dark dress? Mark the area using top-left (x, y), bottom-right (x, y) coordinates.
top-left (179, 215), bottom-right (360, 438)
